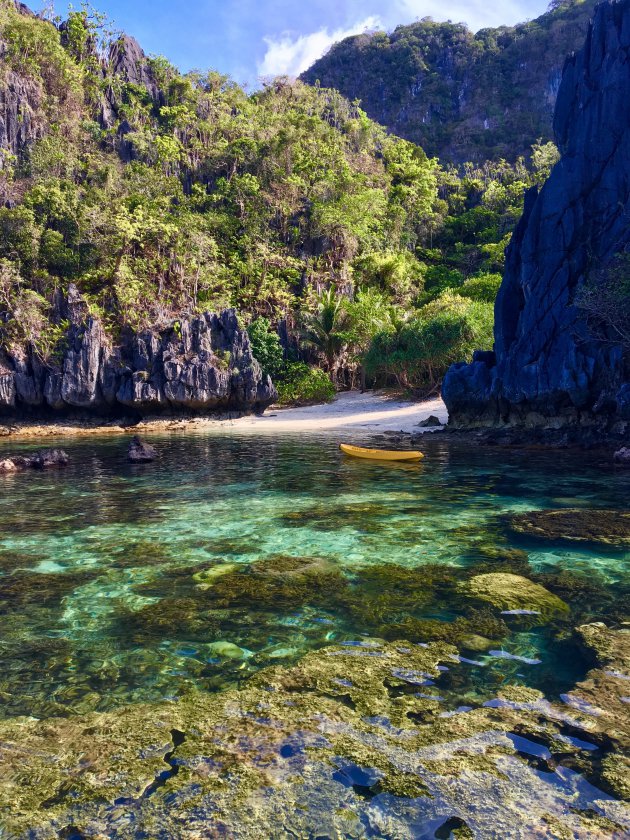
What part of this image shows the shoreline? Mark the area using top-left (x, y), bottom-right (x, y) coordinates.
top-left (0, 391), bottom-right (449, 441)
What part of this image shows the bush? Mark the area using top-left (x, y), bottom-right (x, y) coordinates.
top-left (458, 272), bottom-right (502, 303)
top-left (247, 317), bottom-right (284, 378)
top-left (276, 362), bottom-right (336, 406)
top-left (364, 292), bottom-right (493, 394)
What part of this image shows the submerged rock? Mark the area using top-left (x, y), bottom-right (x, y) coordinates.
top-left (463, 572), bottom-right (569, 619)
top-left (127, 435), bottom-right (157, 463)
top-left (510, 509), bottom-right (630, 547)
top-left (207, 641), bottom-right (252, 660)
top-left (0, 632), bottom-right (628, 837)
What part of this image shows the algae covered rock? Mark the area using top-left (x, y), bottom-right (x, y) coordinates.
top-left (509, 509), bottom-right (630, 546)
top-left (575, 622), bottom-right (630, 669)
top-left (463, 573), bottom-right (569, 618)
top-left (0, 633), bottom-right (629, 837)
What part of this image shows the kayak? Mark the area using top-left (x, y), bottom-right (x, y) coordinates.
top-left (340, 443), bottom-right (424, 462)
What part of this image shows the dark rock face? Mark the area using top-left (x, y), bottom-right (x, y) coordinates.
top-left (0, 449), bottom-right (68, 473)
top-left (0, 286), bottom-right (276, 419)
top-left (443, 0), bottom-right (630, 436)
top-left (127, 436), bottom-right (157, 463)
top-left (0, 33), bottom-right (45, 163)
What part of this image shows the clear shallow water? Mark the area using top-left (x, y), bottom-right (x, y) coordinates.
top-left (0, 433), bottom-right (628, 721)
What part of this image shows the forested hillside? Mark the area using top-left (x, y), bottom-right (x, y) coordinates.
top-left (0, 0), bottom-right (557, 411)
top-left (301, 0), bottom-right (597, 164)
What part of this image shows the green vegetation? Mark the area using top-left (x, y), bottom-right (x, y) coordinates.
top-left (0, 1), bottom-right (559, 398)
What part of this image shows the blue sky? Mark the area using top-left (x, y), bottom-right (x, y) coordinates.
top-left (43, 1), bottom-right (551, 87)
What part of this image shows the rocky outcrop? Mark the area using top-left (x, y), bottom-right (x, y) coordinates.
top-left (0, 19), bottom-right (46, 166)
top-left (443, 0), bottom-right (630, 436)
top-left (0, 448), bottom-right (68, 472)
top-left (0, 286), bottom-right (276, 419)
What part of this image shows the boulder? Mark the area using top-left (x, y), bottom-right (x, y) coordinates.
top-left (127, 436), bottom-right (157, 463)
top-left (462, 572), bottom-right (569, 618)
top-left (443, 1), bottom-right (630, 432)
top-left (28, 449), bottom-right (69, 469)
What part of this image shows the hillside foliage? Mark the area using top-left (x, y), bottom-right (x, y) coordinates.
top-left (301, 1), bottom-right (596, 164)
top-left (0, 1), bottom-right (560, 399)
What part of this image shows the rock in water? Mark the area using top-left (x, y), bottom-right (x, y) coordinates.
top-left (127, 436), bottom-right (157, 463)
top-left (29, 449), bottom-right (69, 469)
top-left (0, 449), bottom-right (68, 472)
top-left (443, 1), bottom-right (630, 434)
top-left (418, 415), bottom-right (443, 428)
top-left (462, 573), bottom-right (569, 619)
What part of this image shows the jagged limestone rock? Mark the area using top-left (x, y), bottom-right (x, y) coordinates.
top-left (0, 286), bottom-right (276, 419)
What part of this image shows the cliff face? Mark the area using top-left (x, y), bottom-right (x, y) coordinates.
top-left (0, 287), bottom-right (276, 418)
top-left (443, 0), bottom-right (630, 433)
top-left (301, 1), bottom-right (597, 164)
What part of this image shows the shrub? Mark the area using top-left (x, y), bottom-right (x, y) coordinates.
top-left (458, 272), bottom-right (502, 303)
top-left (364, 292), bottom-right (493, 394)
top-left (276, 362), bottom-right (336, 406)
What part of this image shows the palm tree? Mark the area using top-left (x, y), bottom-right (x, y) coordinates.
top-left (302, 287), bottom-right (348, 380)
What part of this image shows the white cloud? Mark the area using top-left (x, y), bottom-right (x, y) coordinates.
top-left (258, 15), bottom-right (381, 79)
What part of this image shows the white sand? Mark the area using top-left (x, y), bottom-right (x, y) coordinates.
top-left (2, 391), bottom-right (448, 440)
top-left (225, 391), bottom-right (448, 435)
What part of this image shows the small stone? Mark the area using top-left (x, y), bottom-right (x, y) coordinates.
top-left (461, 634), bottom-right (494, 652)
top-left (127, 436), bottom-right (157, 463)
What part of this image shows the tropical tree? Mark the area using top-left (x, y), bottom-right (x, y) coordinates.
top-left (302, 288), bottom-right (349, 379)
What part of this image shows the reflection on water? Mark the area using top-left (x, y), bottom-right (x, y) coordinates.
top-left (0, 434), bottom-right (628, 721)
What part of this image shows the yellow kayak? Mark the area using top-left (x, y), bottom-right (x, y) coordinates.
top-left (340, 444), bottom-right (424, 463)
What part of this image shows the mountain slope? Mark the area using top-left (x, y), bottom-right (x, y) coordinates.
top-left (300, 1), bottom-right (598, 164)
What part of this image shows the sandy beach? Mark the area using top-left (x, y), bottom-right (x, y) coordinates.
top-left (0, 391), bottom-right (448, 440)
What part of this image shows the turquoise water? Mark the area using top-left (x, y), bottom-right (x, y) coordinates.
top-left (0, 434), bottom-right (628, 721)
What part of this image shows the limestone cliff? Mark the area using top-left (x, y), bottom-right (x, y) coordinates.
top-left (0, 286), bottom-right (276, 418)
top-left (443, 0), bottom-right (630, 434)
